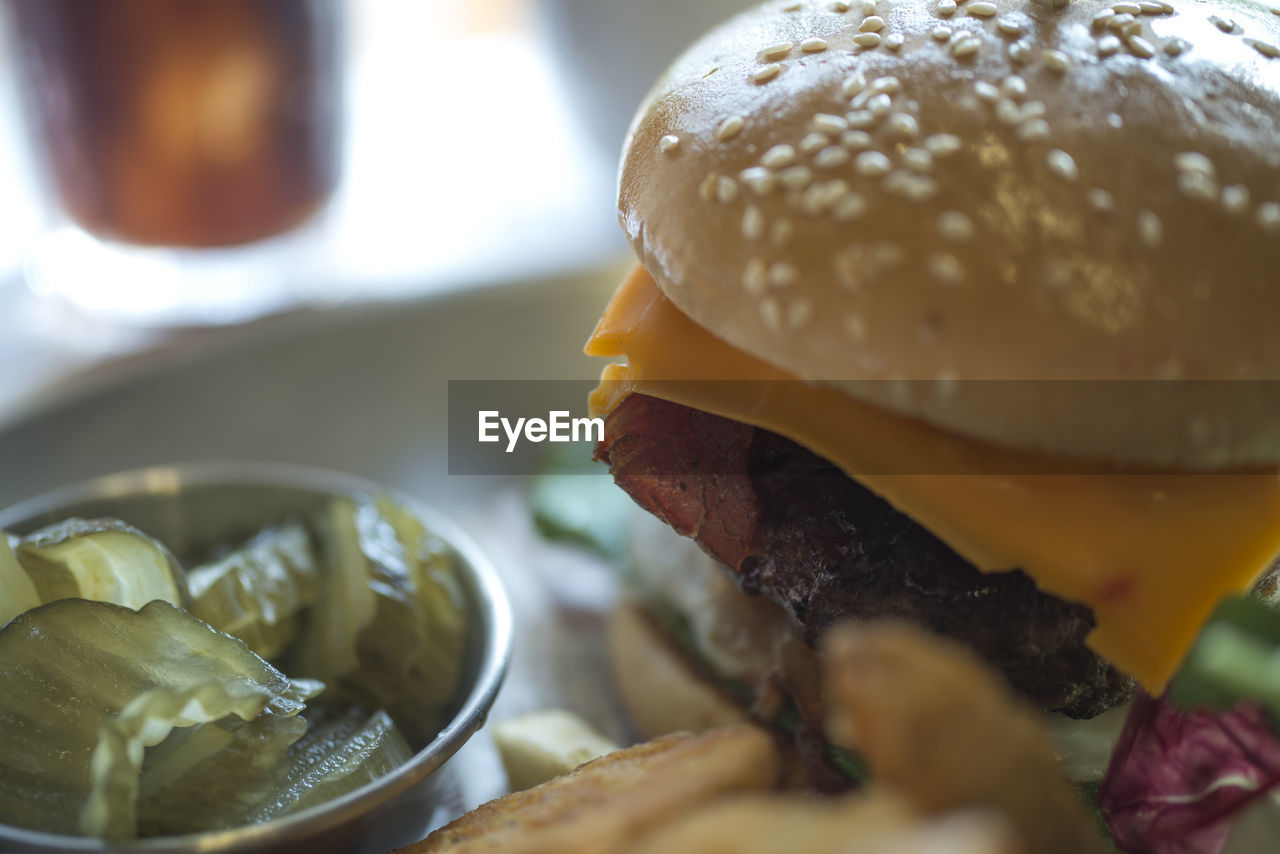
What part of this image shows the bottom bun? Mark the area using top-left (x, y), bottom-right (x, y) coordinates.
top-left (609, 600), bottom-right (749, 741)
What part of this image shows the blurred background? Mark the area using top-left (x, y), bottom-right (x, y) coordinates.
top-left (0, 0), bottom-right (755, 423)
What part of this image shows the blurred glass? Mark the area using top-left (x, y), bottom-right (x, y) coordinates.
top-left (9, 0), bottom-right (341, 249)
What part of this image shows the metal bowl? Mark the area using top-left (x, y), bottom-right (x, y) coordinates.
top-left (0, 462), bottom-right (512, 854)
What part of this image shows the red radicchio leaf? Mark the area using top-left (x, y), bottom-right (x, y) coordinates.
top-left (1099, 692), bottom-right (1280, 854)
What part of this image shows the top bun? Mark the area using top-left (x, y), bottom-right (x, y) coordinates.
top-left (618, 0), bottom-right (1280, 467)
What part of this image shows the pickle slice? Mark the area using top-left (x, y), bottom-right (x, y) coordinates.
top-left (246, 708), bottom-right (412, 823)
top-left (16, 518), bottom-right (187, 610)
top-left (294, 497), bottom-right (466, 744)
top-left (0, 598), bottom-right (305, 839)
top-left (0, 535), bottom-right (38, 628)
top-left (188, 521), bottom-right (319, 660)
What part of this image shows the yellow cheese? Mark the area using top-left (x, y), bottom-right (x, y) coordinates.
top-left (586, 265), bottom-right (1280, 693)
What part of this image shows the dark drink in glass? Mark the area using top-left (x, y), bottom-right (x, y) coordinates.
top-left (10, 0), bottom-right (340, 248)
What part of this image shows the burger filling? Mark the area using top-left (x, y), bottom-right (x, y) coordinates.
top-left (598, 391), bottom-right (1134, 719)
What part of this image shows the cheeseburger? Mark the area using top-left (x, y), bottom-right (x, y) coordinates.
top-left (583, 0), bottom-right (1280, 756)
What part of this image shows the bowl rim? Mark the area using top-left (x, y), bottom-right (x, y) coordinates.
top-left (0, 460), bottom-right (513, 852)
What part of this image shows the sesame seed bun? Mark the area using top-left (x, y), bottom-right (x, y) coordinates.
top-left (618, 0), bottom-right (1280, 467)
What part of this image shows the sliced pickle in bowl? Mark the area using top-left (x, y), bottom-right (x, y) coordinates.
top-left (246, 708), bottom-right (413, 823)
top-left (0, 492), bottom-right (475, 842)
top-left (188, 520), bottom-right (319, 660)
top-left (15, 518), bottom-right (187, 610)
top-left (0, 598), bottom-right (309, 839)
top-left (294, 497), bottom-right (467, 744)
top-left (0, 536), bottom-right (38, 628)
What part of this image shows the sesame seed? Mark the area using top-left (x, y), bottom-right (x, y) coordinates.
top-left (1163, 37), bottom-right (1189, 56)
top-left (1138, 1), bottom-right (1166, 12)
top-left (844, 313), bottom-right (868, 340)
top-left (761, 42), bottom-right (794, 59)
top-left (938, 0), bottom-right (957, 15)
top-left (762, 144), bottom-right (797, 169)
top-left (779, 165), bottom-right (815, 190)
top-left (885, 33), bottom-right (905, 50)
top-left (1209, 15), bottom-right (1237, 33)
top-left (929, 254), bottom-right (965, 286)
top-left (1017, 118), bottom-right (1051, 141)
top-left (937, 210), bottom-right (976, 243)
top-left (1093, 10), bottom-right (1114, 28)
top-left (867, 93), bottom-right (894, 117)
top-left (870, 75), bottom-right (902, 95)
top-left (739, 166), bottom-right (778, 196)
top-left (743, 259), bottom-right (768, 294)
top-left (903, 147), bottom-right (934, 172)
top-left (931, 25), bottom-right (952, 41)
top-left (659, 134), bottom-right (680, 153)
top-left (953, 36), bottom-right (982, 58)
top-left (1044, 49), bottom-right (1070, 72)
top-left (968, 1), bottom-right (998, 16)
top-left (1175, 151), bottom-right (1215, 175)
top-left (1112, 2), bottom-right (1141, 14)
top-left (832, 193), bottom-right (868, 222)
top-left (1001, 75), bottom-right (1028, 100)
top-left (854, 32), bottom-right (883, 47)
top-left (743, 205), bottom-right (766, 241)
top-left (816, 146), bottom-right (852, 169)
top-left (924, 133), bottom-right (963, 157)
top-left (856, 150), bottom-right (892, 177)
top-left (833, 0), bottom-right (852, 10)
top-left (995, 98), bottom-right (1021, 125)
top-left (716, 176), bottom-right (739, 204)
top-left (752, 64), bottom-right (783, 83)
top-left (771, 218), bottom-right (796, 246)
top-left (1009, 41), bottom-right (1032, 64)
top-left (814, 113), bottom-right (850, 134)
top-left (760, 298), bottom-right (782, 332)
top-left (716, 116), bottom-right (745, 141)
top-left (845, 110), bottom-right (876, 129)
top-left (884, 171), bottom-right (940, 202)
top-left (1246, 38), bottom-right (1280, 58)
top-left (887, 113), bottom-right (920, 138)
top-left (1046, 149), bottom-right (1078, 181)
top-left (801, 37), bottom-right (830, 52)
top-left (1107, 12), bottom-right (1134, 30)
top-left (1177, 170), bottom-right (1218, 202)
top-left (1098, 35), bottom-right (1122, 56)
top-left (1088, 188), bottom-right (1115, 214)
top-left (842, 129), bottom-right (873, 150)
top-left (859, 16), bottom-right (885, 33)
top-left (698, 173), bottom-right (717, 202)
top-left (1020, 100), bottom-right (1046, 120)
top-left (975, 81), bottom-right (1000, 101)
top-left (1128, 35), bottom-right (1155, 58)
top-left (1107, 113), bottom-right (1124, 128)
top-left (1137, 210), bottom-right (1163, 247)
top-left (842, 73), bottom-right (868, 97)
top-left (800, 132), bottom-right (831, 154)
top-left (1258, 202), bottom-right (1280, 233)
top-left (769, 262), bottom-right (799, 288)
top-left (788, 300), bottom-right (814, 330)
top-left (862, 0), bottom-right (878, 14)
top-left (1222, 184), bottom-right (1251, 215)
top-left (997, 17), bottom-right (1025, 36)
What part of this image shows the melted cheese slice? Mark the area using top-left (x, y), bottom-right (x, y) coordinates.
top-left (586, 265), bottom-right (1280, 693)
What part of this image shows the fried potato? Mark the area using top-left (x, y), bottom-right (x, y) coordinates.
top-left (821, 622), bottom-right (1104, 854)
top-left (491, 710), bottom-right (619, 792)
top-left (401, 724), bottom-right (779, 854)
top-left (624, 791), bottom-right (1020, 854)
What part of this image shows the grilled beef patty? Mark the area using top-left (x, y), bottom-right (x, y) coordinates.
top-left (597, 393), bottom-right (1133, 718)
